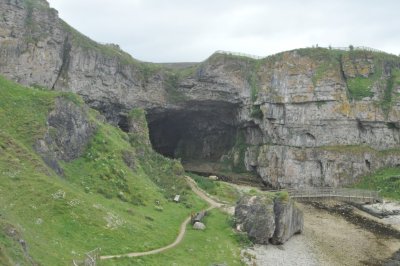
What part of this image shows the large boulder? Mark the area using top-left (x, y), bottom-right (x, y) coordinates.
top-left (272, 198), bottom-right (304, 244)
top-left (234, 194), bottom-right (303, 245)
top-left (234, 195), bottom-right (276, 244)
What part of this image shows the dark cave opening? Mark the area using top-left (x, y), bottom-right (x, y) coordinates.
top-left (365, 159), bottom-right (371, 170)
top-left (146, 101), bottom-right (239, 162)
top-left (118, 115), bottom-right (130, 132)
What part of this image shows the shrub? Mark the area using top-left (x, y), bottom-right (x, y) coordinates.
top-left (347, 77), bottom-right (374, 100)
top-left (250, 105), bottom-right (263, 119)
top-left (232, 231), bottom-right (253, 247)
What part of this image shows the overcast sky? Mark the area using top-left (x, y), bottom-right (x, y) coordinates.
top-left (47, 0), bottom-right (399, 63)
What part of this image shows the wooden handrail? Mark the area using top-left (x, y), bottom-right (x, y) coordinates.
top-left (283, 187), bottom-right (381, 203)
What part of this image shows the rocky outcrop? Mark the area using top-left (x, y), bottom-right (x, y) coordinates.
top-left (34, 96), bottom-right (96, 174)
top-left (272, 198), bottom-right (304, 244)
top-left (236, 50), bottom-right (400, 188)
top-left (0, 0), bottom-right (65, 88)
top-left (252, 144), bottom-right (400, 188)
top-left (2, 220), bottom-right (37, 265)
top-left (2, 0), bottom-right (400, 188)
top-left (235, 195), bottom-right (276, 244)
top-left (235, 194), bottom-right (303, 244)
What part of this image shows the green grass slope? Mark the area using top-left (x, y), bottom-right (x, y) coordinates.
top-left (103, 210), bottom-right (243, 266)
top-left (353, 167), bottom-right (400, 200)
top-left (189, 173), bottom-right (241, 204)
top-left (0, 76), bottom-right (243, 265)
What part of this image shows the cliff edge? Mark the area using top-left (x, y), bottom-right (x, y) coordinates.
top-left (2, 0), bottom-right (400, 188)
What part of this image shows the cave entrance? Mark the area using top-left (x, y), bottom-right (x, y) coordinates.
top-left (146, 102), bottom-right (239, 162)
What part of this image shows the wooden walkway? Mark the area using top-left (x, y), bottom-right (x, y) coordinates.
top-left (287, 188), bottom-right (382, 203)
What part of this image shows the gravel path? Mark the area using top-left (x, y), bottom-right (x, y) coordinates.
top-left (185, 176), bottom-right (223, 209)
top-left (243, 234), bottom-right (320, 266)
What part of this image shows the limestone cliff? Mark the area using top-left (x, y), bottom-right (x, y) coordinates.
top-left (34, 96), bottom-right (97, 174)
top-left (1, 0), bottom-right (400, 188)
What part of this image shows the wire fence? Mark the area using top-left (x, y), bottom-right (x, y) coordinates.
top-left (215, 50), bottom-right (264, 60)
top-left (215, 46), bottom-right (396, 61)
top-left (72, 248), bottom-right (100, 266)
top-left (327, 46), bottom-right (391, 54)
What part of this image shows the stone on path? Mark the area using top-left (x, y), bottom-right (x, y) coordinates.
top-left (209, 175), bottom-right (218, 180)
top-left (193, 222), bottom-right (206, 230)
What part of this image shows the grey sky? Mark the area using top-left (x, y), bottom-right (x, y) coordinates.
top-left (47, 0), bottom-right (399, 63)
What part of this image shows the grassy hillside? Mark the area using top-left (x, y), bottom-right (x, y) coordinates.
top-left (353, 167), bottom-right (400, 200)
top-left (188, 173), bottom-right (241, 204)
top-left (102, 210), bottom-right (243, 266)
top-left (0, 76), bottom-right (243, 265)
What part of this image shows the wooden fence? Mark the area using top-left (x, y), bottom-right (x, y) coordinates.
top-left (288, 187), bottom-right (382, 203)
top-left (72, 248), bottom-right (100, 266)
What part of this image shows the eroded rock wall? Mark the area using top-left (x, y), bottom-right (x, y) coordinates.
top-left (2, 0), bottom-right (400, 188)
top-left (242, 50), bottom-right (400, 188)
top-left (34, 96), bottom-right (96, 174)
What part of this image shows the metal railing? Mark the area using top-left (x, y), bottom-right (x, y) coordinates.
top-left (288, 187), bottom-right (381, 203)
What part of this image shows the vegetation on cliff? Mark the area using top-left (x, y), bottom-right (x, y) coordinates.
top-left (0, 76), bottom-right (242, 265)
top-left (3, 1), bottom-right (400, 264)
top-left (354, 167), bottom-right (400, 200)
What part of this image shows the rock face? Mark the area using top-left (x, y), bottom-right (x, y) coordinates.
top-left (272, 198), bottom-right (304, 244)
top-left (34, 97), bottom-right (96, 174)
top-left (234, 195), bottom-right (276, 244)
top-left (235, 195), bottom-right (303, 245)
top-left (2, 0), bottom-right (400, 188)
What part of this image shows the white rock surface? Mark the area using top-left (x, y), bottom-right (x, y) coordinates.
top-left (193, 222), bottom-right (206, 230)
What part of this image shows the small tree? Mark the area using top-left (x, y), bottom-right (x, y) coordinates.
top-left (349, 45), bottom-right (354, 51)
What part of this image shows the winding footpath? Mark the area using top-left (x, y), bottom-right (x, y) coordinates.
top-left (100, 176), bottom-right (223, 260)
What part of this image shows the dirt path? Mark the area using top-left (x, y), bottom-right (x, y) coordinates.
top-left (185, 175), bottom-right (223, 209)
top-left (100, 216), bottom-right (192, 259)
top-left (100, 176), bottom-right (222, 260)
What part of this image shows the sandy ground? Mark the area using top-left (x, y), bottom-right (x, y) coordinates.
top-left (243, 202), bottom-right (400, 266)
